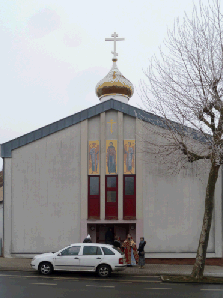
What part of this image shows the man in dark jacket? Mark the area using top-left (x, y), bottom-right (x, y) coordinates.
top-left (113, 235), bottom-right (121, 248)
top-left (105, 228), bottom-right (114, 245)
top-left (83, 234), bottom-right (92, 243)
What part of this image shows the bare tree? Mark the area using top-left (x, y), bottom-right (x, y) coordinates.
top-left (140, 0), bottom-right (223, 279)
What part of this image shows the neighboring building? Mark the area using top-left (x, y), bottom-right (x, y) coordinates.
top-left (0, 171), bottom-right (3, 256)
top-left (0, 35), bottom-right (222, 263)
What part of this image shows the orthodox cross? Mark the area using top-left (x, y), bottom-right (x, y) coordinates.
top-left (107, 119), bottom-right (116, 134)
top-left (105, 32), bottom-right (125, 60)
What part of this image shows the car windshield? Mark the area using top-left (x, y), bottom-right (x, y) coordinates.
top-left (112, 246), bottom-right (125, 255)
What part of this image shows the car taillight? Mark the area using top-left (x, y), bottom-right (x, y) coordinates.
top-left (119, 258), bottom-right (123, 264)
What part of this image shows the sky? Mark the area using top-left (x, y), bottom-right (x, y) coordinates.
top-left (0, 0), bottom-right (210, 169)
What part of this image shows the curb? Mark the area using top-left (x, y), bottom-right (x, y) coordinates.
top-left (0, 268), bottom-right (34, 272)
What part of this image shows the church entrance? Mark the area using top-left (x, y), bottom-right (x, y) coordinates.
top-left (87, 223), bottom-right (136, 244)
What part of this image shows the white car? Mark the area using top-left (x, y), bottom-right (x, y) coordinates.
top-left (30, 243), bottom-right (126, 277)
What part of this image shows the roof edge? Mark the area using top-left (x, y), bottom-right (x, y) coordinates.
top-left (0, 99), bottom-right (208, 158)
top-left (0, 99), bottom-right (139, 157)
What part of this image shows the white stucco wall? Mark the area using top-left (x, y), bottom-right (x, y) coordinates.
top-left (88, 116), bottom-right (100, 141)
top-left (123, 115), bottom-right (136, 139)
top-left (143, 163), bottom-right (215, 253)
top-left (140, 121), bottom-right (222, 257)
top-left (10, 124), bottom-right (81, 254)
top-left (3, 110), bottom-right (222, 258)
top-left (4, 158), bottom-right (12, 257)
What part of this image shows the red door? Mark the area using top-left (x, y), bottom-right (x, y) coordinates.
top-left (123, 175), bottom-right (136, 219)
top-left (105, 175), bottom-right (118, 219)
top-left (88, 176), bottom-right (100, 219)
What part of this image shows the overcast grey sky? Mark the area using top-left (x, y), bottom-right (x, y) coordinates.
top-left (0, 0), bottom-right (210, 169)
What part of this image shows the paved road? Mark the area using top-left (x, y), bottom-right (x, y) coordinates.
top-left (1, 271), bottom-right (223, 297)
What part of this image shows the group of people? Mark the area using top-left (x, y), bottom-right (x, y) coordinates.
top-left (119, 234), bottom-right (146, 269)
top-left (83, 228), bottom-right (146, 269)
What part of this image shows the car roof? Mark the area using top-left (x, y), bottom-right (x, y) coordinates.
top-left (70, 243), bottom-right (113, 247)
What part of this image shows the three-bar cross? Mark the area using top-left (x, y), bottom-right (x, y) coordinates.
top-left (105, 32), bottom-right (125, 60)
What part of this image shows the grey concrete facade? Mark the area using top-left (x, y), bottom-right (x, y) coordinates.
top-left (3, 158), bottom-right (12, 257)
top-left (139, 121), bottom-right (222, 258)
top-left (4, 125), bottom-right (81, 257)
top-left (1, 103), bottom-right (222, 258)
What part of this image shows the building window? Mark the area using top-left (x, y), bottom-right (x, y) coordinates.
top-left (123, 175), bottom-right (136, 220)
top-left (105, 175), bottom-right (118, 219)
top-left (107, 191), bottom-right (116, 202)
top-left (90, 176), bottom-right (100, 195)
top-left (124, 176), bottom-right (135, 195)
top-left (107, 177), bottom-right (116, 188)
top-left (88, 176), bottom-right (100, 219)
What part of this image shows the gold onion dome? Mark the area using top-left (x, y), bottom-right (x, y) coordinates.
top-left (96, 59), bottom-right (134, 99)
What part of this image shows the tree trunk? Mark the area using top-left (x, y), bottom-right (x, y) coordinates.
top-left (191, 163), bottom-right (220, 280)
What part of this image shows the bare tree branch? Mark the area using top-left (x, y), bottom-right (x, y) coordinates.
top-left (140, 0), bottom-right (223, 280)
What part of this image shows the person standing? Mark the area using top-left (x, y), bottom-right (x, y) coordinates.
top-left (105, 227), bottom-right (114, 245)
top-left (137, 237), bottom-right (146, 268)
top-left (113, 235), bottom-right (121, 248)
top-left (122, 234), bottom-right (139, 266)
top-left (83, 234), bottom-right (92, 243)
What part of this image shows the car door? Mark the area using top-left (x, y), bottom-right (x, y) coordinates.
top-left (79, 246), bottom-right (104, 271)
top-left (101, 246), bottom-right (117, 267)
top-left (54, 246), bottom-right (81, 271)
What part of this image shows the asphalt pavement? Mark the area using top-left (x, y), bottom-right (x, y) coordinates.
top-left (1, 271), bottom-right (223, 298)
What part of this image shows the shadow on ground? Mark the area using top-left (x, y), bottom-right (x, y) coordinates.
top-left (32, 270), bottom-right (135, 279)
top-left (162, 275), bottom-right (223, 284)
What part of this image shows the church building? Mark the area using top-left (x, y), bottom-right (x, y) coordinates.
top-left (1, 33), bottom-right (222, 263)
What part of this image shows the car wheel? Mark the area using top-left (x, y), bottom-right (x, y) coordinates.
top-left (97, 264), bottom-right (111, 278)
top-left (38, 262), bottom-right (53, 275)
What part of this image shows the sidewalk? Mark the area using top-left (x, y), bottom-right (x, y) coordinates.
top-left (0, 258), bottom-right (223, 277)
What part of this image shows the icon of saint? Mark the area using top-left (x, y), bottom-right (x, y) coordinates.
top-left (89, 143), bottom-right (99, 174)
top-left (125, 142), bottom-right (134, 173)
top-left (107, 142), bottom-right (116, 174)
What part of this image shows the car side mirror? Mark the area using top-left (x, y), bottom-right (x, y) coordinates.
top-left (57, 253), bottom-right (62, 256)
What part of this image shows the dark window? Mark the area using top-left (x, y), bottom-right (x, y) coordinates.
top-left (107, 191), bottom-right (116, 202)
top-left (61, 246), bottom-right (80, 256)
top-left (97, 247), bottom-right (102, 255)
top-left (107, 177), bottom-right (116, 188)
top-left (90, 177), bottom-right (99, 195)
top-left (125, 177), bottom-right (134, 195)
top-left (83, 246), bottom-right (97, 255)
top-left (102, 247), bottom-right (115, 255)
